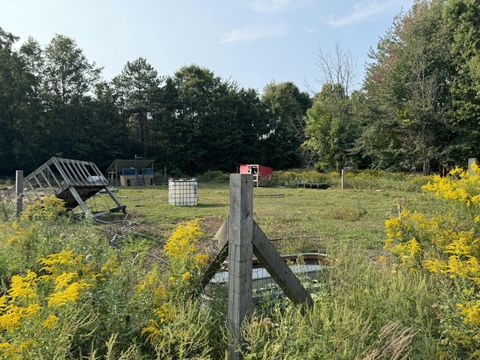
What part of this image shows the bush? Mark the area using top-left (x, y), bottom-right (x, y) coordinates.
top-left (270, 168), bottom-right (430, 192)
top-left (345, 170), bottom-right (429, 192)
top-left (196, 170), bottom-right (229, 183)
top-left (0, 217), bottom-right (219, 359)
top-left (270, 169), bottom-right (338, 188)
top-left (21, 196), bottom-right (66, 222)
top-left (384, 164), bottom-right (480, 358)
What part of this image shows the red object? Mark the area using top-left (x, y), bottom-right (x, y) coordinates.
top-left (239, 164), bottom-right (273, 181)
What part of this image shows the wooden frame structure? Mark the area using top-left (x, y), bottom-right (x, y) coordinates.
top-left (106, 158), bottom-right (155, 186)
top-left (201, 174), bottom-right (313, 359)
top-left (18, 157), bottom-right (125, 217)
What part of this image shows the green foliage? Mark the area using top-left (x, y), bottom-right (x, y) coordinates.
top-left (357, 0), bottom-right (452, 173)
top-left (112, 57), bottom-right (161, 158)
top-left (443, 0), bottom-right (480, 162)
top-left (384, 165), bottom-right (480, 358)
top-left (270, 169), bottom-right (337, 187)
top-left (270, 168), bottom-right (428, 192)
top-left (241, 243), bottom-right (444, 359)
top-left (3, 0), bottom-right (480, 177)
top-left (345, 170), bottom-right (429, 192)
top-left (196, 170), bottom-right (230, 183)
top-left (304, 84), bottom-right (358, 171)
top-left (0, 178), bottom-right (474, 358)
top-left (262, 81), bottom-right (311, 169)
top-left (0, 33), bottom-right (284, 177)
top-left (20, 196), bottom-right (66, 222)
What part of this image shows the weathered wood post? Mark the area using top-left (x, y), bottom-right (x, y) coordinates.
top-left (468, 158), bottom-right (478, 175)
top-left (228, 174), bottom-right (253, 360)
top-left (15, 170), bottom-right (24, 218)
top-left (341, 168), bottom-right (345, 190)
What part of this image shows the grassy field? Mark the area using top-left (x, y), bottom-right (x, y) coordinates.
top-left (118, 182), bottom-right (443, 252)
top-left (1, 174), bottom-right (470, 359)
top-left (112, 181), bottom-right (450, 358)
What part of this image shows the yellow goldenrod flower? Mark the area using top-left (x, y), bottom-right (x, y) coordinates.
top-left (154, 303), bottom-right (172, 324)
top-left (0, 311), bottom-right (22, 330)
top-left (181, 272), bottom-right (191, 281)
top-left (141, 320), bottom-right (161, 341)
top-left (39, 250), bottom-right (77, 273)
top-left (8, 273), bottom-right (37, 300)
top-left (0, 342), bottom-right (13, 351)
top-left (193, 253), bottom-right (209, 268)
top-left (47, 281), bottom-right (89, 307)
top-left (458, 301), bottom-right (480, 327)
top-left (54, 272), bottom-right (77, 290)
top-left (42, 314), bottom-right (59, 329)
top-left (164, 219), bottom-right (203, 262)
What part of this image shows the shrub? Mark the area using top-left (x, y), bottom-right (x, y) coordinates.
top-left (345, 170), bottom-right (429, 192)
top-left (384, 164), bottom-right (480, 357)
top-left (270, 169), bottom-right (337, 188)
top-left (21, 196), bottom-right (66, 222)
top-left (196, 170), bottom-right (229, 183)
top-left (0, 250), bottom-right (97, 359)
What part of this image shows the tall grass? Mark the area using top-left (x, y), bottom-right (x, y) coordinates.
top-left (240, 242), bottom-right (445, 359)
top-left (270, 169), bottom-right (431, 192)
top-left (0, 179), bottom-right (462, 359)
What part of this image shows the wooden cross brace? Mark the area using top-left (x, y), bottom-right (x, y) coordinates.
top-left (199, 174), bottom-right (313, 360)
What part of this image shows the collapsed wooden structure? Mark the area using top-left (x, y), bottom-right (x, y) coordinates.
top-left (7, 157), bottom-right (125, 218)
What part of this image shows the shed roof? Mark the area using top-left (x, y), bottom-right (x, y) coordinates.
top-left (106, 159), bottom-right (155, 173)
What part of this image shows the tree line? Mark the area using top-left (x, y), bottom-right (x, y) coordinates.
top-left (0, 28), bottom-right (310, 176)
top-left (305, 0), bottom-right (480, 174)
top-left (1, 0), bottom-right (479, 176)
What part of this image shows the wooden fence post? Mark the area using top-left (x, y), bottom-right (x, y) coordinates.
top-left (15, 170), bottom-right (24, 219)
top-left (468, 158), bottom-right (478, 175)
top-left (228, 174), bottom-right (253, 360)
top-left (341, 168), bottom-right (345, 190)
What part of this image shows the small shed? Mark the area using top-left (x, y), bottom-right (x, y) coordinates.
top-left (239, 164), bottom-right (273, 186)
top-left (106, 159), bottom-right (155, 187)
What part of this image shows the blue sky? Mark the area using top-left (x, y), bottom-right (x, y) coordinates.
top-left (1, 0), bottom-right (413, 93)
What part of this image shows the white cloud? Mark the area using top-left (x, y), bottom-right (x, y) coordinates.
top-left (326, 1), bottom-right (395, 27)
top-left (220, 26), bottom-right (287, 44)
top-left (249, 0), bottom-right (312, 14)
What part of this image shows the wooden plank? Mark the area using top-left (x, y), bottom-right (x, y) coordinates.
top-left (90, 163), bottom-right (106, 183)
top-left (252, 221), bottom-right (313, 307)
top-left (22, 158), bottom-right (54, 182)
top-left (45, 165), bottom-right (62, 189)
top-left (15, 170), bottom-right (23, 218)
top-left (53, 158), bottom-right (74, 186)
top-left (79, 163), bottom-right (93, 182)
top-left (39, 170), bottom-right (53, 191)
top-left (32, 175), bottom-right (45, 194)
top-left (468, 158), bottom-right (478, 175)
top-left (63, 160), bottom-right (82, 184)
top-left (104, 187), bottom-right (126, 213)
top-left (228, 174), bottom-right (253, 360)
top-left (68, 186), bottom-right (91, 216)
top-left (73, 161), bottom-right (90, 181)
top-left (25, 180), bottom-right (40, 200)
top-left (199, 221), bottom-right (228, 291)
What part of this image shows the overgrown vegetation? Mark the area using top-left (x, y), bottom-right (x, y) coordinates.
top-left (385, 163), bottom-right (480, 358)
top-left (2, 169), bottom-right (479, 358)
